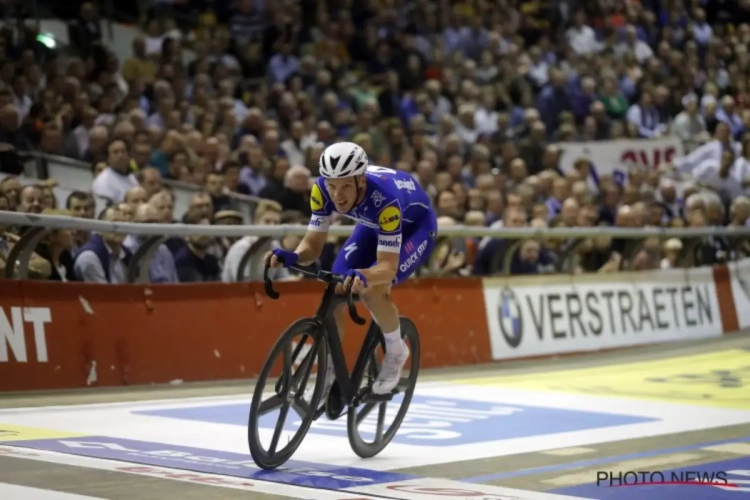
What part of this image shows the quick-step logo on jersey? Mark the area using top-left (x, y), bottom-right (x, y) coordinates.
top-left (399, 238), bottom-right (428, 273)
top-left (310, 184), bottom-right (324, 212)
top-left (378, 206), bottom-right (401, 233)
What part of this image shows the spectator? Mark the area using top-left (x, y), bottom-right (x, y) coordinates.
top-left (0, 193), bottom-right (51, 279)
top-left (661, 238), bottom-right (683, 269)
top-left (91, 139), bottom-right (139, 204)
top-left (136, 167), bottom-right (163, 199)
top-left (204, 172), bottom-right (232, 212)
top-left (672, 94), bottom-right (709, 153)
top-left (66, 191), bottom-right (94, 218)
top-left (17, 185), bottom-right (43, 214)
top-left (65, 191), bottom-right (95, 251)
top-left (73, 206), bottom-right (131, 284)
top-left (265, 165), bottom-right (312, 215)
top-left (0, 177), bottom-right (21, 210)
top-left (124, 186), bottom-right (148, 206)
top-left (4, 0), bottom-right (750, 280)
top-left (173, 212), bottom-right (221, 282)
top-left (123, 203), bottom-right (179, 284)
top-left (35, 209), bottom-right (78, 281)
top-left (69, 2), bottom-right (103, 55)
top-left (223, 200), bottom-right (289, 283)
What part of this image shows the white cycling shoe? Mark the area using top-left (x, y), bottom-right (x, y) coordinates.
top-left (372, 340), bottom-right (410, 395)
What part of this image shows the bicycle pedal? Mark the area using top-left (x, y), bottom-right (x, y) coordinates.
top-left (362, 388), bottom-right (399, 403)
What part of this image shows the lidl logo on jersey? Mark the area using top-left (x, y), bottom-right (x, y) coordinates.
top-left (135, 395), bottom-right (652, 447)
top-left (395, 179), bottom-right (417, 191)
top-left (310, 184), bottom-right (324, 211)
top-left (379, 206), bottom-right (401, 232)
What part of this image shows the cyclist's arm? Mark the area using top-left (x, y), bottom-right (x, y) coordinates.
top-left (361, 201), bottom-right (403, 286)
top-left (295, 180), bottom-right (333, 265)
top-left (361, 251), bottom-right (399, 286)
top-left (294, 230), bottom-right (328, 265)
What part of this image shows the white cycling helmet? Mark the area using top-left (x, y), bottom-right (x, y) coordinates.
top-left (319, 142), bottom-right (369, 178)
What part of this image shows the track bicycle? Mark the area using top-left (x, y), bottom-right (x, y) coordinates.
top-left (247, 262), bottom-right (421, 470)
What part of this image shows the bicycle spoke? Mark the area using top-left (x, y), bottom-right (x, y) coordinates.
top-left (258, 394), bottom-right (284, 416)
top-left (280, 342), bottom-right (293, 393)
top-left (356, 401), bottom-right (376, 424)
top-left (292, 397), bottom-right (311, 420)
top-left (269, 401), bottom-right (291, 455)
top-left (294, 335), bottom-right (319, 394)
top-left (375, 403), bottom-right (387, 442)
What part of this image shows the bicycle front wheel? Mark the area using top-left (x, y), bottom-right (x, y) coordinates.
top-left (248, 318), bottom-right (328, 470)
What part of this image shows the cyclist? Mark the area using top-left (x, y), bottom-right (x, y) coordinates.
top-left (265, 142), bottom-right (438, 395)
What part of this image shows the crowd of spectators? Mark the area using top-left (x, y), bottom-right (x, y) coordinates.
top-left (2, 0), bottom-right (750, 284)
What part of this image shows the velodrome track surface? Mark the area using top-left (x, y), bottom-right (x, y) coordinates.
top-left (1, 332), bottom-right (749, 500)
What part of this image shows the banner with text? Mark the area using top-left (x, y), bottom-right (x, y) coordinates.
top-left (729, 258), bottom-right (750, 329)
top-left (0, 264), bottom-right (742, 391)
top-left (0, 279), bottom-right (491, 391)
top-left (483, 267), bottom-right (725, 360)
top-left (557, 137), bottom-right (684, 185)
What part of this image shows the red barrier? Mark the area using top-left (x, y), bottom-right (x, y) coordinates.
top-left (0, 279), bottom-right (491, 391)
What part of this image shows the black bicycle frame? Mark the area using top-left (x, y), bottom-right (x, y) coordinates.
top-left (264, 262), bottom-right (380, 406)
top-left (322, 294), bottom-right (383, 405)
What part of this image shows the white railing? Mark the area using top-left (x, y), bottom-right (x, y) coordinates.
top-left (2, 211), bottom-right (750, 239)
top-left (2, 211), bottom-right (748, 282)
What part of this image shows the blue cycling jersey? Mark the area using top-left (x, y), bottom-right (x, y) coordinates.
top-left (307, 166), bottom-right (435, 255)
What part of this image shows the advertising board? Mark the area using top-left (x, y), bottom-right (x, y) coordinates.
top-left (483, 268), bottom-right (724, 360)
top-left (557, 137), bottom-right (683, 184)
top-left (0, 278), bottom-right (491, 391)
top-left (0, 263), bottom-right (743, 391)
top-left (729, 258), bottom-right (750, 329)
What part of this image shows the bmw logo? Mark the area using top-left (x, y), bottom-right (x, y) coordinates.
top-left (498, 287), bottom-right (523, 348)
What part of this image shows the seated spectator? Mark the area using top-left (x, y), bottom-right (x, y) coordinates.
top-left (0, 176), bottom-right (21, 210)
top-left (472, 206), bottom-right (528, 276)
top-left (91, 138), bottom-right (139, 204)
top-left (124, 186), bottom-right (148, 207)
top-left (123, 203), bottom-right (179, 284)
top-left (509, 239), bottom-right (545, 275)
top-left (211, 209), bottom-right (244, 262)
top-left (74, 206), bottom-right (131, 284)
top-left (136, 167), bottom-right (163, 199)
top-left (264, 165), bottom-right (312, 215)
top-left (17, 185), bottom-right (43, 214)
top-left (222, 200), bottom-right (290, 282)
top-left (174, 212), bottom-right (221, 282)
top-left (204, 171), bottom-right (232, 212)
top-left (0, 193), bottom-right (51, 279)
top-left (35, 209), bottom-right (78, 281)
top-left (661, 238), bottom-right (683, 269)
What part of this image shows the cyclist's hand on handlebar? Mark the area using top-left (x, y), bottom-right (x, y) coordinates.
top-left (265, 249), bottom-right (299, 269)
top-left (343, 269), bottom-right (367, 293)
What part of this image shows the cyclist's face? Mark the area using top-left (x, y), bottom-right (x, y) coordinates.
top-left (325, 176), bottom-right (363, 212)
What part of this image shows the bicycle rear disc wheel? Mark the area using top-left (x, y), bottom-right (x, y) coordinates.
top-left (248, 318), bottom-right (328, 470)
top-left (346, 317), bottom-right (420, 458)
